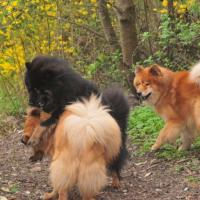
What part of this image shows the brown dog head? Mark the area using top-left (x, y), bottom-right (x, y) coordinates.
top-left (21, 107), bottom-right (41, 145)
top-left (133, 64), bottom-right (173, 105)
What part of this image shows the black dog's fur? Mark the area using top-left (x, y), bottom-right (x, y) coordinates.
top-left (102, 87), bottom-right (129, 177)
top-left (25, 55), bottom-right (129, 180)
top-left (25, 56), bottom-right (99, 126)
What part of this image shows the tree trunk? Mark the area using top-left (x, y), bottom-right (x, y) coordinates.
top-left (143, 0), bottom-right (153, 55)
top-left (167, 0), bottom-right (175, 60)
top-left (98, 0), bottom-right (119, 50)
top-left (115, 0), bottom-right (138, 68)
top-left (115, 0), bottom-right (138, 92)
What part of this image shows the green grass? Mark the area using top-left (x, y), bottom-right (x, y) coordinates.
top-left (128, 106), bottom-right (164, 153)
top-left (0, 89), bottom-right (24, 115)
top-left (128, 106), bottom-right (191, 159)
top-left (9, 185), bottom-right (20, 194)
top-left (186, 176), bottom-right (200, 184)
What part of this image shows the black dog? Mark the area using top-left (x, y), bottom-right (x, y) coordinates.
top-left (25, 55), bottom-right (129, 184)
top-left (25, 56), bottom-right (99, 126)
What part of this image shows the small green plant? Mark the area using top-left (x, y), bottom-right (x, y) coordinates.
top-left (128, 106), bottom-right (164, 154)
top-left (187, 176), bottom-right (200, 184)
top-left (155, 145), bottom-right (188, 160)
top-left (128, 106), bottom-right (189, 159)
top-left (84, 50), bottom-right (127, 88)
top-left (0, 86), bottom-right (25, 115)
top-left (175, 165), bottom-right (184, 173)
top-left (140, 13), bottom-right (200, 70)
top-left (9, 185), bottom-right (20, 194)
top-left (0, 72), bottom-right (27, 116)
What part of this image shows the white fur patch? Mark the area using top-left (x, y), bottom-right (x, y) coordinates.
top-left (189, 62), bottom-right (200, 84)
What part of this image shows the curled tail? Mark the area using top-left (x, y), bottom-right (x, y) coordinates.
top-left (189, 62), bottom-right (200, 84)
top-left (64, 95), bottom-right (121, 161)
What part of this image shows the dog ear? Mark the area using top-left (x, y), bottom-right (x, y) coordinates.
top-left (30, 109), bottom-right (41, 117)
top-left (25, 62), bottom-right (32, 70)
top-left (135, 65), bottom-right (144, 74)
top-left (27, 107), bottom-right (41, 117)
top-left (150, 64), bottom-right (162, 76)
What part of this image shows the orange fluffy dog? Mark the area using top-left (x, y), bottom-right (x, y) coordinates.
top-left (22, 107), bottom-right (55, 161)
top-left (23, 95), bottom-right (121, 200)
top-left (133, 63), bottom-right (200, 151)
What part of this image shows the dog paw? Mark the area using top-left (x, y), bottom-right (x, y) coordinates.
top-left (112, 179), bottom-right (120, 189)
top-left (43, 191), bottom-right (56, 200)
top-left (27, 137), bottom-right (40, 147)
top-left (151, 143), bottom-right (160, 151)
top-left (43, 192), bottom-right (51, 200)
top-left (21, 135), bottom-right (30, 145)
top-left (111, 172), bottom-right (120, 189)
top-left (29, 151), bottom-right (43, 162)
top-left (178, 145), bottom-right (190, 151)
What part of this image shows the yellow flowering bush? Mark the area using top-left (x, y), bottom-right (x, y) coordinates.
top-left (155, 0), bottom-right (196, 16)
top-left (1, 0), bottom-right (197, 114)
top-left (0, 0), bottom-right (100, 113)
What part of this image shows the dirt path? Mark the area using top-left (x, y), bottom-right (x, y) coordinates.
top-left (1, 118), bottom-right (200, 200)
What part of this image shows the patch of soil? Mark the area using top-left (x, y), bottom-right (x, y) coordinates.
top-left (1, 118), bottom-right (200, 200)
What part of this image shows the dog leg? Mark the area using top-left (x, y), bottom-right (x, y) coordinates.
top-left (111, 171), bottom-right (120, 189)
top-left (179, 128), bottom-right (194, 150)
top-left (151, 121), bottom-right (182, 151)
top-left (27, 126), bottom-right (47, 146)
top-left (194, 100), bottom-right (200, 135)
top-left (29, 150), bottom-right (44, 162)
top-left (41, 107), bottom-right (64, 126)
top-left (82, 197), bottom-right (95, 200)
top-left (58, 189), bottom-right (68, 200)
top-left (78, 154), bottom-right (106, 200)
top-left (43, 189), bottom-right (57, 200)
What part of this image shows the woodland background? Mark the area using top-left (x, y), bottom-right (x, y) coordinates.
top-left (0, 0), bottom-right (199, 115)
top-left (0, 2), bottom-right (200, 198)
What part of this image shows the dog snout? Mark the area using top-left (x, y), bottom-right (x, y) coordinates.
top-left (21, 135), bottom-right (30, 145)
top-left (27, 137), bottom-right (40, 147)
top-left (136, 92), bottom-right (142, 98)
top-left (38, 102), bottom-right (44, 107)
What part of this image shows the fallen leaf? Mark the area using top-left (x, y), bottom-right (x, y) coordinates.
top-left (144, 172), bottom-right (152, 177)
top-left (1, 187), bottom-right (9, 193)
top-left (30, 166), bottom-right (42, 172)
top-left (0, 196), bottom-right (8, 200)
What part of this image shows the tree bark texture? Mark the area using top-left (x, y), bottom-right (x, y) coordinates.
top-left (115, 0), bottom-right (138, 69)
top-left (98, 0), bottom-right (119, 50)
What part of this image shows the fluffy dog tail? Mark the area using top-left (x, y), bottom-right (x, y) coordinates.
top-left (65, 94), bottom-right (121, 161)
top-left (189, 62), bottom-right (200, 84)
top-left (102, 87), bottom-right (129, 177)
top-left (50, 95), bottom-right (121, 197)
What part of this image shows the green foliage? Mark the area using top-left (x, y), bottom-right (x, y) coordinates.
top-left (128, 106), bottom-right (188, 159)
top-left (0, 78), bottom-right (26, 115)
top-left (190, 1), bottom-right (200, 17)
top-left (0, 83), bottom-right (24, 115)
top-left (9, 185), bottom-right (20, 194)
top-left (84, 50), bottom-right (126, 88)
top-left (128, 106), bottom-right (164, 153)
top-left (128, 106), bottom-right (200, 159)
top-left (187, 175), bottom-right (200, 183)
top-left (0, 0), bottom-right (199, 116)
top-left (155, 145), bottom-right (188, 159)
top-left (140, 12), bottom-right (200, 70)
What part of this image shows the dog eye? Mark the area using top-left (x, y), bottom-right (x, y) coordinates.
top-left (135, 82), bottom-right (140, 87)
top-left (145, 82), bottom-right (150, 86)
